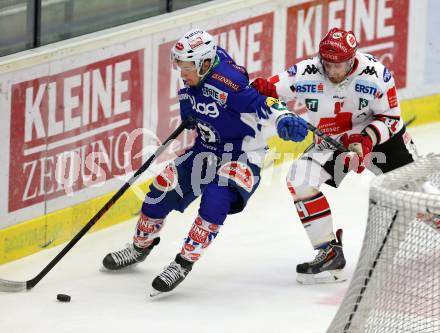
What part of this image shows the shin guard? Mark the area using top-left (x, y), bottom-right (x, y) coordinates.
top-left (180, 216), bottom-right (221, 262)
top-left (133, 214), bottom-right (165, 248)
top-left (294, 192), bottom-right (335, 249)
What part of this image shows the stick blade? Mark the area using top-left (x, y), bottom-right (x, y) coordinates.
top-left (0, 278), bottom-right (27, 292)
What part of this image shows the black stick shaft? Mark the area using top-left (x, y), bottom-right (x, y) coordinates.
top-left (306, 122), bottom-right (349, 153)
top-left (26, 121), bottom-right (189, 289)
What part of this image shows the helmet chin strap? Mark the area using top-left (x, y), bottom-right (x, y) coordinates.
top-left (197, 59), bottom-right (214, 78)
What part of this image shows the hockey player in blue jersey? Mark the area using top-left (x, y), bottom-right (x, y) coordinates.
top-left (102, 29), bottom-right (308, 296)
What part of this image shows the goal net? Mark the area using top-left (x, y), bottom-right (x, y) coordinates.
top-left (327, 154), bottom-right (440, 333)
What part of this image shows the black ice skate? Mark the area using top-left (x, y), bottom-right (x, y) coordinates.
top-left (150, 254), bottom-right (193, 297)
top-left (102, 238), bottom-right (160, 270)
top-left (296, 229), bottom-right (346, 284)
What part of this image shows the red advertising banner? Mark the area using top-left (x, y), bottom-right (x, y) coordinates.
top-left (286, 0), bottom-right (409, 88)
top-left (157, 13), bottom-right (274, 148)
top-left (9, 50), bottom-right (144, 212)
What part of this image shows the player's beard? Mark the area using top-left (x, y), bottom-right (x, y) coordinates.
top-left (328, 75), bottom-right (346, 84)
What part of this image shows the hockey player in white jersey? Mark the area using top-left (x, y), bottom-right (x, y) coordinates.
top-left (251, 27), bottom-right (417, 284)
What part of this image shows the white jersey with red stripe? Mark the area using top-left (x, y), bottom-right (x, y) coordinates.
top-left (270, 52), bottom-right (402, 149)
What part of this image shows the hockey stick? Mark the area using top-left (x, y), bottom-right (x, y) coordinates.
top-left (308, 115), bottom-right (416, 152)
top-left (0, 119), bottom-right (192, 292)
top-left (304, 121), bottom-right (349, 153)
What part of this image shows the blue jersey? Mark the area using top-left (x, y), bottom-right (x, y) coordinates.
top-left (178, 48), bottom-right (287, 165)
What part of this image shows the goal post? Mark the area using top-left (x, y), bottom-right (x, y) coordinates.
top-left (327, 154), bottom-right (440, 333)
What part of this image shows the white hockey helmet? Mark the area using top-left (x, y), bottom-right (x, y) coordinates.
top-left (171, 29), bottom-right (217, 76)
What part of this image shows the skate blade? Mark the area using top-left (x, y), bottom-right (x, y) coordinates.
top-left (297, 270), bottom-right (347, 285)
top-left (99, 260), bottom-right (143, 273)
top-left (150, 287), bottom-right (172, 299)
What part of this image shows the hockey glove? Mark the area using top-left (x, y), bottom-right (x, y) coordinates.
top-left (340, 133), bottom-right (373, 173)
top-left (251, 78), bottom-right (278, 98)
top-left (276, 114), bottom-right (308, 142)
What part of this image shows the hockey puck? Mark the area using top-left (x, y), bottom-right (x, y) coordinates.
top-left (57, 294), bottom-right (71, 302)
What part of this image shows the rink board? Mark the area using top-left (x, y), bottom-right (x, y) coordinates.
top-left (1, 0), bottom-right (440, 264)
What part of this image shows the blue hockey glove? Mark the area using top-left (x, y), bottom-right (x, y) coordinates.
top-left (276, 114), bottom-right (308, 142)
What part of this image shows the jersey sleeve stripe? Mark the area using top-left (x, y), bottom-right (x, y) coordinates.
top-left (365, 123), bottom-right (382, 144)
top-left (373, 114), bottom-right (400, 120)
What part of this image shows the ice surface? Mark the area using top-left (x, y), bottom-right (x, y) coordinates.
top-left (0, 123), bottom-right (438, 333)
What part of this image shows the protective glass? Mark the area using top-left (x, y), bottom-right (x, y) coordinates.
top-left (171, 56), bottom-right (197, 73)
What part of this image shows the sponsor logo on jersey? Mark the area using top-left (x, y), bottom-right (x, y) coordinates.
top-left (295, 81), bottom-right (324, 93)
top-left (202, 83), bottom-right (228, 105)
top-left (387, 86), bottom-right (398, 108)
top-left (197, 121), bottom-right (220, 143)
top-left (211, 73), bottom-right (240, 91)
top-left (305, 98), bottom-right (319, 112)
top-left (359, 66), bottom-right (378, 78)
top-left (301, 64), bottom-right (321, 75)
top-left (317, 112), bottom-right (353, 136)
top-left (354, 80), bottom-right (382, 98)
top-left (358, 98), bottom-right (369, 110)
top-left (189, 95), bottom-right (219, 117)
top-left (287, 65), bottom-right (297, 76)
top-left (383, 67), bottom-right (392, 83)
top-left (178, 92), bottom-right (190, 101)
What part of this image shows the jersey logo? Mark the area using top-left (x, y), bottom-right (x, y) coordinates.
top-left (287, 65), bottom-right (298, 76)
top-left (358, 98), bottom-right (369, 110)
top-left (301, 64), bottom-right (321, 75)
top-left (295, 81), bottom-right (324, 93)
top-left (211, 73), bottom-right (240, 91)
top-left (316, 112), bottom-right (353, 138)
top-left (383, 67), bottom-right (392, 83)
top-left (359, 66), bottom-right (378, 78)
top-left (354, 80), bottom-right (382, 98)
top-left (178, 92), bottom-right (190, 101)
top-left (305, 98), bottom-right (319, 112)
top-left (387, 86), bottom-right (398, 108)
top-left (189, 95), bottom-right (219, 118)
top-left (197, 122), bottom-right (219, 143)
top-left (202, 83), bottom-right (228, 105)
